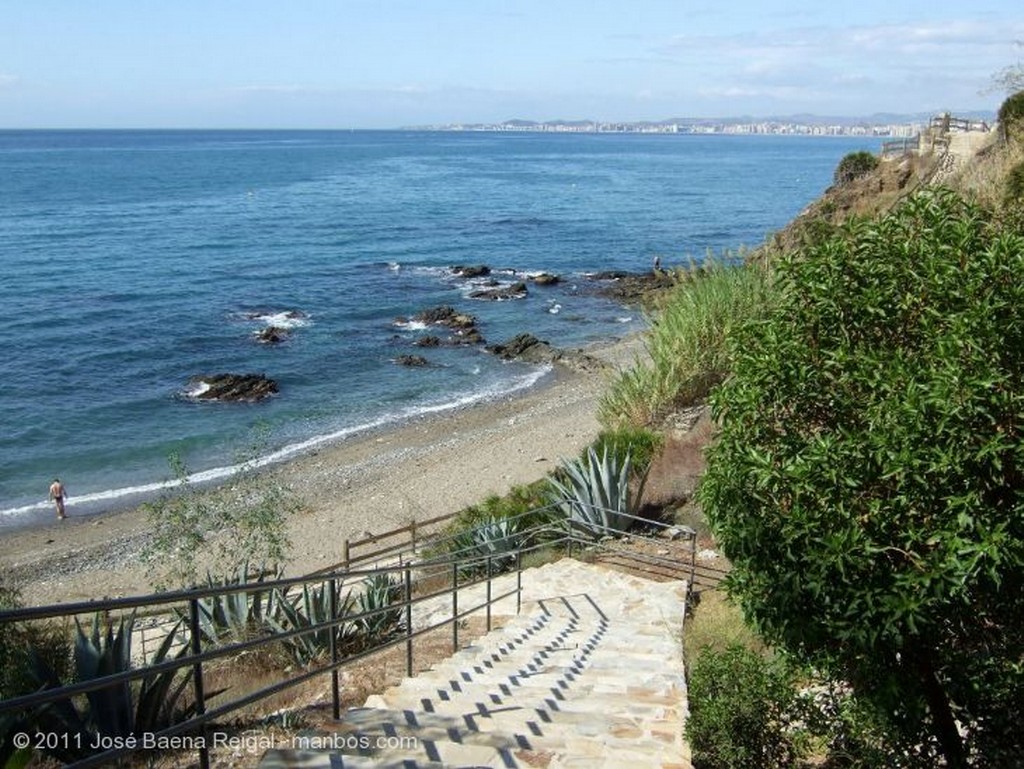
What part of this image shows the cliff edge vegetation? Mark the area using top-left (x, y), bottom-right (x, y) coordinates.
top-left (619, 93), bottom-right (1024, 769)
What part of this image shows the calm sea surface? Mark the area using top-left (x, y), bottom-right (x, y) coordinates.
top-left (0, 130), bottom-right (879, 525)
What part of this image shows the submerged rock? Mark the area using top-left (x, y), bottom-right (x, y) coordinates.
top-left (188, 373), bottom-right (278, 402)
top-left (469, 281), bottom-right (528, 301)
top-left (395, 355), bottom-right (429, 367)
top-left (255, 326), bottom-right (290, 344)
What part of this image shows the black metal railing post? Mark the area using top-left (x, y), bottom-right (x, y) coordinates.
top-left (188, 597), bottom-right (210, 769)
top-left (452, 561), bottom-right (459, 652)
top-left (516, 549), bottom-right (522, 615)
top-left (329, 577), bottom-right (340, 720)
top-left (405, 566), bottom-right (413, 677)
top-left (486, 555), bottom-right (492, 632)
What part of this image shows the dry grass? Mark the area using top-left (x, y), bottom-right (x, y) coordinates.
top-left (950, 134), bottom-right (1024, 208)
top-left (682, 588), bottom-right (761, 664)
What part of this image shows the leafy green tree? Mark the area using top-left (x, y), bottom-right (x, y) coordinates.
top-left (699, 189), bottom-right (1024, 767)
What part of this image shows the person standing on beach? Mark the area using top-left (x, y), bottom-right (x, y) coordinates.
top-left (49, 478), bottom-right (67, 520)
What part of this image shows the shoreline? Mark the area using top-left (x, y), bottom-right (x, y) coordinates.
top-left (0, 335), bottom-right (643, 608)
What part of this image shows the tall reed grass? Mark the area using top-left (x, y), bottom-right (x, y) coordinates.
top-left (599, 259), bottom-right (771, 429)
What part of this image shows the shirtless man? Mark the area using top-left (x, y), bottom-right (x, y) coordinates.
top-left (49, 478), bottom-right (67, 520)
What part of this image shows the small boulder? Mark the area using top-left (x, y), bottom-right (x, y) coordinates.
top-left (530, 273), bottom-right (561, 286)
top-left (189, 373), bottom-right (278, 402)
top-left (486, 333), bottom-right (550, 361)
top-left (450, 264), bottom-right (491, 278)
top-left (255, 326), bottom-right (290, 344)
top-left (395, 355), bottom-right (429, 367)
top-left (414, 305), bottom-right (478, 330)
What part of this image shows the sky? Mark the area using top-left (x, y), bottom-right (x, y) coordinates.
top-left (2, 1), bottom-right (1022, 129)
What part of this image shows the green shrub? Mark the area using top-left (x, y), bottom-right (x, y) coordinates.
top-left (998, 90), bottom-right (1024, 141)
top-left (600, 259), bottom-right (770, 429)
top-left (700, 187), bottom-right (1024, 765)
top-left (589, 427), bottom-right (663, 477)
top-left (686, 644), bottom-right (804, 769)
top-left (428, 480), bottom-right (558, 563)
top-left (833, 151), bottom-right (880, 185)
top-left (143, 435), bottom-right (299, 589)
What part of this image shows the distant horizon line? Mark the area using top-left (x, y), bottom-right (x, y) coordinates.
top-left (0, 108), bottom-right (997, 133)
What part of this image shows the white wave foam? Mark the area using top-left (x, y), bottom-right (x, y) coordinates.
top-left (393, 319), bottom-right (429, 331)
top-left (0, 366), bottom-right (554, 524)
top-left (238, 310), bottom-right (311, 329)
top-left (185, 380), bottom-right (212, 399)
top-left (257, 312), bottom-right (310, 329)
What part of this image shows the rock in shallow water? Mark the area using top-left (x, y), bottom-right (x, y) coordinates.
top-left (188, 373), bottom-right (278, 402)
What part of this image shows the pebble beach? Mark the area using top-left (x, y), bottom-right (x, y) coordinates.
top-left (0, 338), bottom-right (642, 607)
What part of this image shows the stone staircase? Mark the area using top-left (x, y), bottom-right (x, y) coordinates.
top-left (259, 558), bottom-right (691, 768)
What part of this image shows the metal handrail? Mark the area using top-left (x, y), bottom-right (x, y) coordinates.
top-left (0, 507), bottom-right (696, 768)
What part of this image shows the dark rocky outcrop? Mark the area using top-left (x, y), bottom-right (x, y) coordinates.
top-left (411, 305), bottom-right (486, 345)
top-left (529, 273), bottom-right (561, 286)
top-left (450, 264), bottom-right (491, 278)
top-left (413, 305), bottom-right (478, 330)
top-left (590, 270), bottom-right (675, 304)
top-left (189, 373), bottom-right (278, 402)
top-left (255, 326), bottom-right (290, 344)
top-left (395, 355), bottom-right (429, 367)
top-left (414, 335), bottom-right (442, 348)
top-left (469, 281), bottom-right (528, 301)
top-left (486, 333), bottom-right (607, 373)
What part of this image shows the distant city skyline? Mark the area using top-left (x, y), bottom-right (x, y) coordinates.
top-left (2, 1), bottom-right (1022, 129)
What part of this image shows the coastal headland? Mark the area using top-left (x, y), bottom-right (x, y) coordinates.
top-left (0, 336), bottom-right (643, 608)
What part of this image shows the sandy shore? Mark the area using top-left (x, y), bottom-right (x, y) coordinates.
top-left (0, 337), bottom-right (643, 607)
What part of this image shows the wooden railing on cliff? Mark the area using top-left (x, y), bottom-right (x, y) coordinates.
top-left (311, 510), bottom-right (460, 574)
top-left (929, 114), bottom-right (990, 133)
top-left (881, 136), bottom-right (920, 158)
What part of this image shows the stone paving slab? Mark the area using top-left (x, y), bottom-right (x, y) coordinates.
top-left (260, 559), bottom-right (691, 768)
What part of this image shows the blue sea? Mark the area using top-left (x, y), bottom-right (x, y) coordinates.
top-left (0, 130), bottom-right (879, 525)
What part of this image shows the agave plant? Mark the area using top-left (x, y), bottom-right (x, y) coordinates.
top-left (353, 573), bottom-right (406, 646)
top-left (20, 613), bottom-right (200, 763)
top-left (448, 516), bottom-right (524, 577)
top-left (271, 581), bottom-right (360, 666)
top-left (547, 445), bottom-right (645, 538)
top-left (179, 562), bottom-right (286, 645)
